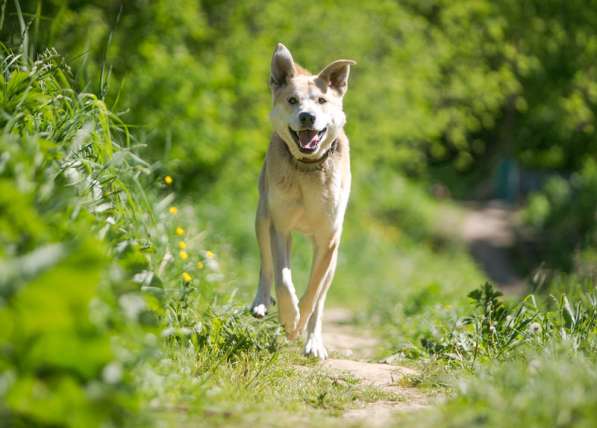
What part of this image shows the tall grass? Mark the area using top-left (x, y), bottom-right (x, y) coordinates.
top-left (0, 45), bottom-right (345, 427)
top-left (0, 45), bottom-right (269, 427)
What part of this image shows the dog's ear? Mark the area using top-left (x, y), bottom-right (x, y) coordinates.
top-left (318, 60), bottom-right (356, 96)
top-left (270, 43), bottom-right (295, 88)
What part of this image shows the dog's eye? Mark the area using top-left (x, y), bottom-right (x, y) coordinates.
top-left (288, 97), bottom-right (298, 105)
top-left (318, 97), bottom-right (327, 104)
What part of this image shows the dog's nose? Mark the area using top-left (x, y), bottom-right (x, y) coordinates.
top-left (299, 112), bottom-right (316, 126)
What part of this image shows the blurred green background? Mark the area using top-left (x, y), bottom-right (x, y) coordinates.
top-left (3, 0), bottom-right (595, 271)
top-left (1, 1), bottom-right (596, 427)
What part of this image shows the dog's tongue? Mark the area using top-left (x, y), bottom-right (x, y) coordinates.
top-left (298, 130), bottom-right (319, 147)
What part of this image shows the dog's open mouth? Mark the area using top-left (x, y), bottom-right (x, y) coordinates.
top-left (289, 127), bottom-right (327, 153)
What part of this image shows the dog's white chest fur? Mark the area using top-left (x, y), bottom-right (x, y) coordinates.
top-left (268, 159), bottom-right (350, 236)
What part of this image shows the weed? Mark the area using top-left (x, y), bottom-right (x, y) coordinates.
top-left (422, 283), bottom-right (597, 367)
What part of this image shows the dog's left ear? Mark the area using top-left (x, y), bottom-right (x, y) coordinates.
top-left (318, 60), bottom-right (356, 96)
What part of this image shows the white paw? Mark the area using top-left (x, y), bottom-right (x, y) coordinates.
top-left (251, 303), bottom-right (268, 318)
top-left (304, 334), bottom-right (328, 360)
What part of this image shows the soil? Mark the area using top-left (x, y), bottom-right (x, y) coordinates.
top-left (462, 201), bottom-right (525, 294)
top-left (302, 201), bottom-right (524, 426)
top-left (306, 308), bottom-right (435, 427)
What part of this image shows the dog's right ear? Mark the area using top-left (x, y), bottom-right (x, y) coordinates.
top-left (270, 43), bottom-right (295, 88)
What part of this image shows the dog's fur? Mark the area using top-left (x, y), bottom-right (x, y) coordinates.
top-left (250, 43), bottom-right (356, 359)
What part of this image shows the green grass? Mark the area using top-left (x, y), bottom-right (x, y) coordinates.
top-left (2, 36), bottom-right (596, 428)
top-left (0, 47), bottom-right (419, 427)
top-left (395, 348), bottom-right (597, 428)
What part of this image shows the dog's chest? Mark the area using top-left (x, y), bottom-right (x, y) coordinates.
top-left (269, 166), bottom-right (347, 233)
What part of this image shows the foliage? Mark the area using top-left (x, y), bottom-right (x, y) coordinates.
top-left (421, 283), bottom-right (597, 366)
top-left (3, 0), bottom-right (593, 279)
top-left (3, 0), bottom-right (595, 188)
top-left (0, 50), bottom-right (145, 427)
top-left (1, 1), bottom-right (596, 427)
top-left (409, 350), bottom-right (597, 428)
top-left (522, 160), bottom-right (597, 274)
top-left (0, 44), bottom-right (291, 427)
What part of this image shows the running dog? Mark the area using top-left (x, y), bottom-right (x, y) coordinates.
top-left (251, 43), bottom-right (356, 359)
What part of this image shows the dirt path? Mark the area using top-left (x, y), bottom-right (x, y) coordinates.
top-left (307, 203), bottom-right (524, 425)
top-left (304, 308), bottom-right (434, 427)
top-left (462, 201), bottom-right (525, 294)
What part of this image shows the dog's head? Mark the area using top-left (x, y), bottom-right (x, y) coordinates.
top-left (269, 43), bottom-right (355, 160)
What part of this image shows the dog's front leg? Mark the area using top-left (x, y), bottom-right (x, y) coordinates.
top-left (271, 227), bottom-right (300, 337)
top-left (289, 236), bottom-right (339, 341)
top-left (251, 200), bottom-right (274, 318)
top-left (303, 249), bottom-right (338, 359)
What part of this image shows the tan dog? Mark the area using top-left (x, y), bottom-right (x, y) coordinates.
top-left (250, 43), bottom-right (355, 359)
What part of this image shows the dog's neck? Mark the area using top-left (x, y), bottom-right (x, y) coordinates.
top-left (277, 133), bottom-right (339, 172)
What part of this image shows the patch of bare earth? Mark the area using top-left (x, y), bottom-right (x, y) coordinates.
top-left (303, 308), bottom-right (435, 427)
top-left (462, 201), bottom-right (525, 294)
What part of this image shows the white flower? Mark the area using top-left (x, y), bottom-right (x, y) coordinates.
top-left (63, 166), bottom-right (81, 184)
top-left (102, 362), bottom-right (123, 384)
top-left (118, 293), bottom-right (146, 320)
top-left (161, 327), bottom-right (176, 337)
top-left (132, 270), bottom-right (154, 286)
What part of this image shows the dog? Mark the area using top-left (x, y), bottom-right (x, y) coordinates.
top-left (250, 43), bottom-right (356, 359)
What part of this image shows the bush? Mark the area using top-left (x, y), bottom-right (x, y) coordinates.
top-left (7, 0), bottom-right (595, 188)
top-left (0, 47), bottom-right (285, 426)
top-left (523, 160), bottom-right (597, 274)
top-left (0, 49), bottom-right (147, 427)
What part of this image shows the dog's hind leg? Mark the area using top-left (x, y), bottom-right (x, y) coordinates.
top-left (303, 250), bottom-right (337, 359)
top-left (251, 200), bottom-right (274, 318)
top-left (271, 227), bottom-right (300, 336)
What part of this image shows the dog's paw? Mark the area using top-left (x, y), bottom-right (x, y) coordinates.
top-left (286, 327), bottom-right (302, 341)
top-left (278, 303), bottom-right (300, 339)
top-left (250, 303), bottom-right (268, 318)
top-left (251, 296), bottom-right (275, 319)
top-left (304, 334), bottom-right (328, 360)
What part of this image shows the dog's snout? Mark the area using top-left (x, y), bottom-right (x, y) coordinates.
top-left (299, 112), bottom-right (316, 126)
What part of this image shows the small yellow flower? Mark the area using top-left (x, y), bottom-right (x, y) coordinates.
top-left (175, 226), bottom-right (185, 236)
top-left (182, 272), bottom-right (192, 283)
top-left (169, 206), bottom-right (178, 215)
top-left (206, 250), bottom-right (214, 259)
top-left (164, 175), bottom-right (173, 185)
top-left (179, 250), bottom-right (189, 260)
top-left (178, 241), bottom-right (187, 250)
top-left (196, 261), bottom-right (204, 270)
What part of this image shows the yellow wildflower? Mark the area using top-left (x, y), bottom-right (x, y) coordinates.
top-left (206, 250), bottom-right (214, 259)
top-left (164, 175), bottom-right (173, 185)
top-left (178, 241), bottom-right (187, 250)
top-left (175, 226), bottom-right (185, 236)
top-left (179, 250), bottom-right (189, 261)
top-left (182, 272), bottom-right (192, 283)
top-left (196, 261), bottom-right (204, 270)
top-left (169, 206), bottom-right (178, 215)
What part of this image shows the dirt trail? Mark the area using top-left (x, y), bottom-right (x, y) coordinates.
top-left (306, 308), bottom-right (434, 427)
top-left (300, 202), bottom-right (523, 425)
top-left (462, 201), bottom-right (525, 294)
